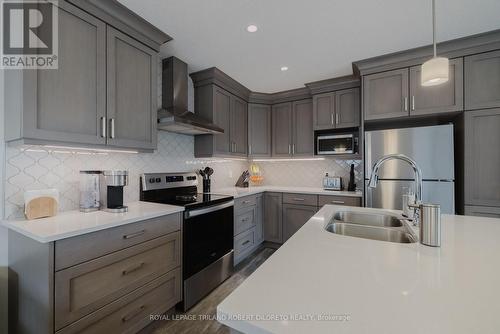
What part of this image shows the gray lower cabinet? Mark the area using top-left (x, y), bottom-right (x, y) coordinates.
top-left (464, 205), bottom-right (500, 218)
top-left (465, 50), bottom-right (500, 110)
top-left (464, 108), bottom-right (500, 208)
top-left (313, 92), bottom-right (335, 130)
top-left (363, 68), bottom-right (409, 121)
top-left (409, 58), bottom-right (464, 116)
top-left (106, 27), bottom-right (158, 150)
top-left (194, 85), bottom-right (249, 157)
top-left (230, 96), bottom-right (248, 156)
top-left (282, 204), bottom-right (318, 242)
top-left (292, 99), bottom-right (314, 156)
top-left (4, 1), bottom-right (160, 152)
top-left (272, 102), bottom-right (293, 157)
top-left (264, 192), bottom-right (283, 243)
top-left (248, 104), bottom-right (272, 157)
top-left (233, 194), bottom-right (263, 265)
top-left (8, 213), bottom-right (182, 334)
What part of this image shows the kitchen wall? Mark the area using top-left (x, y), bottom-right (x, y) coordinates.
top-left (253, 159), bottom-right (362, 189)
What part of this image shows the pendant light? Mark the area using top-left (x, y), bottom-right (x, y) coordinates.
top-left (421, 0), bottom-right (449, 86)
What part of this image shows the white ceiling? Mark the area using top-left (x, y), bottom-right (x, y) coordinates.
top-left (120, 0), bottom-right (500, 93)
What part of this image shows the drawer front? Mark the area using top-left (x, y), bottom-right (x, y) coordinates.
top-left (55, 232), bottom-right (180, 330)
top-left (234, 208), bottom-right (255, 235)
top-left (283, 193), bottom-right (318, 206)
top-left (55, 213), bottom-right (181, 270)
top-left (234, 195), bottom-right (257, 212)
top-left (318, 195), bottom-right (361, 207)
top-left (234, 227), bottom-right (255, 260)
top-left (57, 268), bottom-right (181, 334)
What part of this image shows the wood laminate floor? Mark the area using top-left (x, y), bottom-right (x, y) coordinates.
top-left (140, 247), bottom-right (275, 334)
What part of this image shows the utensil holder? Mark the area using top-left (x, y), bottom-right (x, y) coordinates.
top-left (203, 179), bottom-right (211, 193)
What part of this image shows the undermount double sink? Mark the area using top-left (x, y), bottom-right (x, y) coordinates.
top-left (325, 211), bottom-right (417, 244)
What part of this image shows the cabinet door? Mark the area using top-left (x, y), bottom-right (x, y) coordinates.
top-left (313, 92), bottom-right (335, 130)
top-left (283, 204), bottom-right (317, 242)
top-left (363, 69), bottom-right (409, 121)
top-left (23, 2), bottom-right (106, 145)
top-left (335, 88), bottom-right (360, 128)
top-left (264, 192), bottom-right (283, 243)
top-left (464, 205), bottom-right (500, 218)
top-left (465, 50), bottom-right (500, 110)
top-left (213, 87), bottom-right (232, 154)
top-left (248, 104), bottom-right (272, 157)
top-left (255, 194), bottom-right (264, 244)
top-left (230, 96), bottom-right (248, 156)
top-left (106, 27), bottom-right (157, 150)
top-left (292, 99), bottom-right (314, 156)
top-left (272, 102), bottom-right (293, 157)
top-left (464, 108), bottom-right (500, 207)
top-left (409, 58), bottom-right (464, 116)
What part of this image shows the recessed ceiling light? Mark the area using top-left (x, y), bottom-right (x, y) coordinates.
top-left (246, 25), bottom-right (258, 33)
top-left (281, 66), bottom-right (289, 72)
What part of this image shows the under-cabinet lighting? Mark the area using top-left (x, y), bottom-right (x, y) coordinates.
top-left (252, 157), bottom-right (325, 162)
top-left (42, 145), bottom-right (139, 154)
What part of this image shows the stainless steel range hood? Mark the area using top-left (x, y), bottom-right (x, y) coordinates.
top-left (158, 57), bottom-right (224, 135)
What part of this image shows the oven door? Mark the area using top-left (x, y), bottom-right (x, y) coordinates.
top-left (183, 201), bottom-right (234, 279)
top-left (317, 134), bottom-right (354, 154)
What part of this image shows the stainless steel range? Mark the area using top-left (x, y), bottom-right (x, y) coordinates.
top-left (140, 172), bottom-right (234, 311)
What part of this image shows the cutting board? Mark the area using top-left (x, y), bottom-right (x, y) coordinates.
top-left (24, 189), bottom-right (59, 220)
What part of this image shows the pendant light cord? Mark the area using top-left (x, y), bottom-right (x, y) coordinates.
top-left (432, 0), bottom-right (436, 57)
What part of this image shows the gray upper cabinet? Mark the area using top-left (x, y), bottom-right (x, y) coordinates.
top-left (363, 68), bottom-right (409, 121)
top-left (283, 204), bottom-right (317, 242)
top-left (465, 50), bottom-right (500, 110)
top-left (335, 88), bottom-right (360, 128)
top-left (230, 96), bottom-right (248, 156)
top-left (213, 87), bottom-right (232, 154)
top-left (409, 58), bottom-right (464, 116)
top-left (5, 1), bottom-right (166, 152)
top-left (6, 2), bottom-right (107, 145)
top-left (464, 108), bottom-right (500, 208)
top-left (313, 92), bottom-right (335, 130)
top-left (292, 99), bottom-right (314, 156)
top-left (272, 102), bottom-right (293, 157)
top-left (264, 192), bottom-right (283, 243)
top-left (248, 104), bottom-right (272, 157)
top-left (106, 27), bottom-right (158, 150)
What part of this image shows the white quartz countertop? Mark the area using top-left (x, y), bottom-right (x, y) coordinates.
top-left (2, 201), bottom-right (184, 243)
top-left (217, 205), bottom-right (500, 334)
top-left (211, 186), bottom-right (362, 198)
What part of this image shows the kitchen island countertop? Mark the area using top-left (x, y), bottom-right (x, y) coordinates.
top-left (217, 205), bottom-right (500, 334)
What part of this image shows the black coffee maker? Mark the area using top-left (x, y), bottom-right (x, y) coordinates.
top-left (99, 170), bottom-right (129, 212)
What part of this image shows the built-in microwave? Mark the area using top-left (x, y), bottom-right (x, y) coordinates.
top-left (316, 133), bottom-right (358, 155)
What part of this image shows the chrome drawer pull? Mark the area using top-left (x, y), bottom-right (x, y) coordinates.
top-left (122, 305), bottom-right (145, 322)
top-left (241, 217), bottom-right (250, 222)
top-left (242, 240), bottom-right (251, 246)
top-left (242, 200), bottom-right (251, 204)
top-left (331, 200), bottom-right (345, 204)
top-left (123, 230), bottom-right (145, 240)
top-left (122, 262), bottom-right (145, 276)
top-left (293, 198), bottom-right (305, 201)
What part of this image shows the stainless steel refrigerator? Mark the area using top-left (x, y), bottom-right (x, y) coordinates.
top-left (365, 124), bottom-right (455, 214)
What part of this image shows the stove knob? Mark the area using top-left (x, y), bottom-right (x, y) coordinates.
top-left (155, 177), bottom-right (161, 183)
top-left (149, 178), bottom-right (155, 183)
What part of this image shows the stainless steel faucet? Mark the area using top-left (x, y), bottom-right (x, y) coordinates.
top-left (368, 154), bottom-right (423, 225)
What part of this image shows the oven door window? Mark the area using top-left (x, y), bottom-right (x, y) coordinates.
top-left (183, 205), bottom-right (233, 279)
top-left (318, 136), bottom-right (354, 154)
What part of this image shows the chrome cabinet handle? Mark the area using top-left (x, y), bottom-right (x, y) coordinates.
top-left (242, 240), bottom-right (251, 246)
top-left (123, 230), bottom-right (145, 240)
top-left (121, 305), bottom-right (145, 322)
top-left (331, 113), bottom-right (334, 125)
top-left (242, 200), bottom-right (251, 204)
top-left (404, 97), bottom-right (408, 112)
top-left (293, 197), bottom-right (305, 201)
top-left (336, 113), bottom-right (339, 125)
top-left (109, 118), bottom-right (115, 139)
top-left (411, 96), bottom-right (415, 111)
top-left (249, 144), bottom-right (252, 155)
top-left (100, 117), bottom-right (106, 138)
top-left (288, 144), bottom-right (291, 155)
top-left (331, 200), bottom-right (345, 204)
top-left (292, 144), bottom-right (295, 155)
top-left (122, 262), bottom-right (145, 276)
